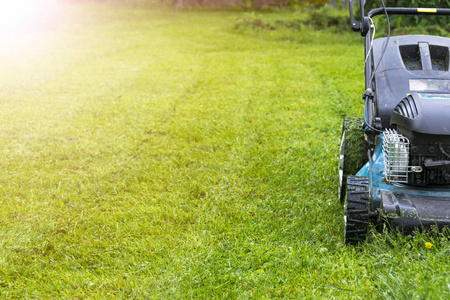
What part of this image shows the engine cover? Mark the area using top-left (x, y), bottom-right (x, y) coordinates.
top-left (391, 92), bottom-right (450, 186)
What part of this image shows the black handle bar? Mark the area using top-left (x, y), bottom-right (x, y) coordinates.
top-left (350, 0), bottom-right (450, 36)
top-left (368, 7), bottom-right (450, 18)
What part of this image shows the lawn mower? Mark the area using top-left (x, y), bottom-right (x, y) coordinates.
top-left (339, 0), bottom-right (450, 244)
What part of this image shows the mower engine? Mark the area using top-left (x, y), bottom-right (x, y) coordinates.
top-left (387, 92), bottom-right (450, 186)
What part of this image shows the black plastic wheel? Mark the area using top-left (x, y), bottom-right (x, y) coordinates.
top-left (338, 118), bottom-right (367, 203)
top-left (344, 176), bottom-right (370, 245)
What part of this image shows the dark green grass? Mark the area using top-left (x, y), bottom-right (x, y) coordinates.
top-left (0, 3), bottom-right (448, 299)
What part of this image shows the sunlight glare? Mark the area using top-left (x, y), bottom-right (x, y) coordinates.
top-left (0, 0), bottom-right (57, 40)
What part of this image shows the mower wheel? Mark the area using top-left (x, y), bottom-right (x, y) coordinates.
top-left (344, 176), bottom-right (369, 245)
top-left (338, 118), bottom-right (367, 203)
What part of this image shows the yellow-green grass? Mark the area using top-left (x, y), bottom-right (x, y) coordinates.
top-left (0, 2), bottom-right (448, 298)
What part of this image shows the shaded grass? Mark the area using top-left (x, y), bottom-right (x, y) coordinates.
top-left (0, 2), bottom-right (448, 299)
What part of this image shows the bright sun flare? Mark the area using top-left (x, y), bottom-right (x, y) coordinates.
top-left (0, 0), bottom-right (57, 38)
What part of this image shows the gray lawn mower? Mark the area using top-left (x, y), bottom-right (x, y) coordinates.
top-left (340, 0), bottom-right (450, 244)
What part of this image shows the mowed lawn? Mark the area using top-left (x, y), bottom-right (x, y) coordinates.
top-left (0, 2), bottom-right (448, 298)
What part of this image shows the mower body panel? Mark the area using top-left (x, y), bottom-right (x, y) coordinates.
top-left (372, 35), bottom-right (450, 129)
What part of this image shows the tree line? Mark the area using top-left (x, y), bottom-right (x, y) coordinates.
top-left (115, 0), bottom-right (329, 8)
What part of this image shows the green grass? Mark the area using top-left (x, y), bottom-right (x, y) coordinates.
top-left (0, 2), bottom-right (449, 299)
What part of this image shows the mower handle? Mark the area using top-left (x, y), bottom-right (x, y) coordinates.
top-left (349, 0), bottom-right (450, 36)
top-left (368, 7), bottom-right (450, 18)
top-left (349, 0), bottom-right (367, 34)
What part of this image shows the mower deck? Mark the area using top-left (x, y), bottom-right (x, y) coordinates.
top-left (381, 191), bottom-right (450, 234)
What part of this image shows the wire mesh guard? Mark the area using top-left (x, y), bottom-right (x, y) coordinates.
top-left (383, 129), bottom-right (410, 183)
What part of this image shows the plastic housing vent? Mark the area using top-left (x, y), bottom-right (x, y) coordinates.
top-left (400, 44), bottom-right (449, 71)
top-left (393, 95), bottom-right (419, 119)
top-left (430, 45), bottom-right (449, 71)
top-left (400, 45), bottom-right (421, 70)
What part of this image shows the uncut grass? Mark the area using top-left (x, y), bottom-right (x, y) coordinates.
top-left (0, 3), bottom-right (448, 298)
